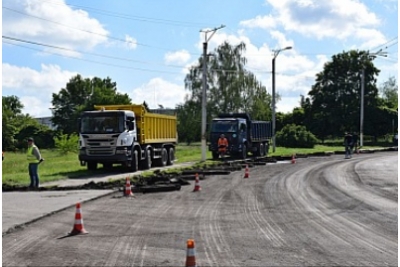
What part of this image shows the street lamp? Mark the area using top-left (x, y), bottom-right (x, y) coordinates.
top-left (271, 46), bottom-right (292, 153)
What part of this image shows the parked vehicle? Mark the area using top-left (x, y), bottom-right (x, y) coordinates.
top-left (78, 104), bottom-right (177, 171)
top-left (208, 113), bottom-right (272, 159)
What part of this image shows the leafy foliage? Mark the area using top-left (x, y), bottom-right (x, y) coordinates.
top-left (51, 75), bottom-right (131, 135)
top-left (176, 99), bottom-right (201, 145)
top-left (304, 50), bottom-right (381, 139)
top-left (54, 133), bottom-right (79, 154)
top-left (276, 124), bottom-right (320, 148)
top-left (379, 76), bottom-right (398, 110)
top-left (180, 41), bottom-right (271, 143)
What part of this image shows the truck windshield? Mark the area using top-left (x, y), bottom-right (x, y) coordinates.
top-left (211, 120), bottom-right (238, 133)
top-left (80, 113), bottom-right (124, 134)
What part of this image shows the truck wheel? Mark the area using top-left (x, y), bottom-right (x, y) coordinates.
top-left (259, 143), bottom-right (265, 156)
top-left (87, 162), bottom-right (97, 171)
top-left (240, 146), bottom-right (247, 159)
top-left (167, 147), bottom-right (175, 166)
top-left (212, 151), bottom-right (219, 160)
top-left (140, 148), bottom-right (152, 170)
top-left (161, 148), bottom-right (168, 166)
top-left (130, 150), bottom-right (139, 172)
top-left (154, 148), bottom-right (168, 167)
top-left (264, 142), bottom-right (269, 156)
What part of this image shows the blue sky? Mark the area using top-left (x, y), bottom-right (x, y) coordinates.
top-left (2, 0), bottom-right (398, 118)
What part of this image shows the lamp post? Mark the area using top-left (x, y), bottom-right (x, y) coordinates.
top-left (271, 46), bottom-right (292, 153)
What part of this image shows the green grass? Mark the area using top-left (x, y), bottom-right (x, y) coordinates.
top-left (2, 144), bottom-right (383, 186)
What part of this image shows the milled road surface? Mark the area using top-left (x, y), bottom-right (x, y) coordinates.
top-left (2, 152), bottom-right (397, 266)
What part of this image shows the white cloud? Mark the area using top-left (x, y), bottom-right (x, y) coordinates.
top-left (125, 35), bottom-right (137, 50)
top-left (3, 0), bottom-right (109, 54)
top-left (2, 63), bottom-right (77, 117)
top-left (240, 0), bottom-right (383, 47)
top-left (131, 78), bottom-right (187, 109)
top-left (239, 15), bottom-right (277, 29)
top-left (164, 50), bottom-right (191, 64)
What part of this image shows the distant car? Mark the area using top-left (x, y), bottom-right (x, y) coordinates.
top-left (393, 134), bottom-right (398, 146)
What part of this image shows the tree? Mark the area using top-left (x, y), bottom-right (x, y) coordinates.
top-left (276, 124), bottom-right (320, 148)
top-left (176, 98), bottom-right (201, 145)
top-left (379, 76), bottom-right (398, 109)
top-left (2, 96), bottom-right (24, 150)
top-left (51, 75), bottom-right (131, 135)
top-left (305, 50), bottom-right (380, 140)
top-left (182, 41), bottom-right (271, 140)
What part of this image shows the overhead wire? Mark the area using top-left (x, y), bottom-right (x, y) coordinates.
top-left (2, 36), bottom-right (189, 70)
top-left (20, 0), bottom-right (212, 27)
top-left (2, 6), bottom-right (202, 56)
top-left (2, 40), bottom-right (183, 75)
top-left (3, 36), bottom-right (272, 75)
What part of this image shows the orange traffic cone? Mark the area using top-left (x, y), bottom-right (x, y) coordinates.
top-left (124, 177), bottom-right (134, 197)
top-left (291, 154), bottom-right (296, 164)
top-left (244, 164), bottom-right (249, 178)
top-left (69, 202), bottom-right (88, 235)
top-left (193, 173), bottom-right (201, 192)
top-left (185, 239), bottom-right (197, 267)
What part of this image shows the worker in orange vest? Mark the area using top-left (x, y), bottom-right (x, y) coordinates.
top-left (217, 134), bottom-right (229, 159)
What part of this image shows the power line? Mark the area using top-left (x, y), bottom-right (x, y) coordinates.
top-left (369, 36), bottom-right (398, 51)
top-left (2, 6), bottom-right (202, 55)
top-left (20, 0), bottom-right (212, 27)
top-left (2, 40), bottom-right (183, 75)
top-left (3, 36), bottom-right (269, 75)
top-left (2, 35), bottom-right (188, 69)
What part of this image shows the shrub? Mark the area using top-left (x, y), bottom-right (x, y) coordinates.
top-left (54, 133), bottom-right (79, 154)
top-left (276, 124), bottom-right (320, 148)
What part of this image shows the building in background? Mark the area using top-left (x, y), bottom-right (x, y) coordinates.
top-left (35, 116), bottom-right (56, 130)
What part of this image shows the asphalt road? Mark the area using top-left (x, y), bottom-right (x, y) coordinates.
top-left (2, 152), bottom-right (398, 266)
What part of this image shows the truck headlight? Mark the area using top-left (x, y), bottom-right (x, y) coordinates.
top-left (116, 148), bottom-right (127, 154)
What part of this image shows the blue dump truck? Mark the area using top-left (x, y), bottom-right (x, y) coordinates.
top-left (208, 113), bottom-right (272, 160)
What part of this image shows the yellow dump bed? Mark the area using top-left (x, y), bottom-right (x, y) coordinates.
top-left (94, 104), bottom-right (177, 145)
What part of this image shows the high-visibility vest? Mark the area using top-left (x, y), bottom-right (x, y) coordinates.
top-left (27, 145), bottom-right (39, 163)
top-left (218, 138), bottom-right (228, 151)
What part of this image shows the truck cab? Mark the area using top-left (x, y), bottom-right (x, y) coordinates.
top-left (209, 117), bottom-right (248, 159)
top-left (209, 113), bottom-right (271, 160)
top-left (78, 109), bottom-right (136, 170)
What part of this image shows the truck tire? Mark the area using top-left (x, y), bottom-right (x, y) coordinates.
top-left (264, 142), bottom-right (269, 156)
top-left (167, 147), bottom-right (175, 166)
top-left (140, 148), bottom-right (152, 170)
top-left (259, 143), bottom-right (265, 156)
top-left (87, 161), bottom-right (97, 171)
top-left (129, 150), bottom-right (139, 172)
top-left (212, 151), bottom-right (219, 160)
top-left (240, 146), bottom-right (247, 159)
top-left (155, 148), bottom-right (168, 167)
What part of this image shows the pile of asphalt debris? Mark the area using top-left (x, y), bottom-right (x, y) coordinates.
top-left (2, 160), bottom-right (250, 193)
top-left (3, 148), bottom-right (396, 193)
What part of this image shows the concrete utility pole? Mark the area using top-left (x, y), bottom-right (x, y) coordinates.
top-left (359, 49), bottom-right (387, 147)
top-left (200, 25), bottom-right (225, 162)
top-left (271, 46), bottom-right (292, 153)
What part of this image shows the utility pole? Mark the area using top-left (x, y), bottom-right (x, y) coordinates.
top-left (360, 68), bottom-right (365, 147)
top-left (359, 49), bottom-right (387, 147)
top-left (200, 25), bottom-right (225, 162)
